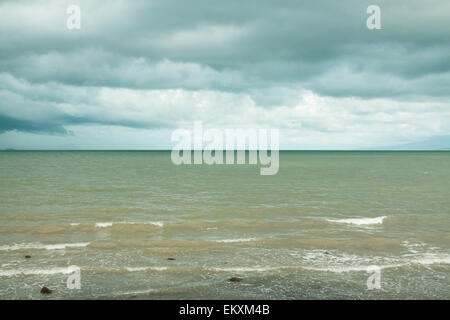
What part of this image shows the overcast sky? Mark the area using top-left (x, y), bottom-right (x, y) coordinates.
top-left (0, 0), bottom-right (449, 149)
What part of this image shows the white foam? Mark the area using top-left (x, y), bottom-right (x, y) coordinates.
top-left (1, 263), bottom-right (16, 268)
top-left (401, 241), bottom-right (427, 254)
top-left (70, 223), bottom-right (80, 226)
top-left (0, 242), bottom-right (89, 251)
top-left (151, 266), bottom-right (168, 271)
top-left (95, 222), bottom-right (113, 228)
top-left (411, 255), bottom-right (450, 266)
top-left (327, 216), bottom-right (387, 225)
top-left (303, 264), bottom-right (402, 273)
top-left (152, 222), bottom-right (164, 227)
top-left (119, 221), bottom-right (164, 227)
top-left (210, 266), bottom-right (283, 272)
top-left (214, 238), bottom-right (257, 243)
top-left (142, 221), bottom-right (164, 227)
top-left (94, 221), bottom-right (164, 228)
top-left (44, 243), bottom-right (90, 250)
top-left (125, 266), bottom-right (167, 272)
top-left (0, 265), bottom-right (80, 277)
top-left (300, 251), bottom-right (450, 273)
top-left (113, 288), bottom-right (158, 297)
top-left (125, 267), bottom-right (149, 272)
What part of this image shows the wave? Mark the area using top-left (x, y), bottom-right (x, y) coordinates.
top-left (106, 288), bottom-right (158, 298)
top-left (0, 236), bottom-right (405, 253)
top-left (0, 219), bottom-right (333, 235)
top-left (95, 222), bottom-right (113, 228)
top-left (300, 250), bottom-right (450, 273)
top-left (302, 258), bottom-right (450, 273)
top-left (209, 266), bottom-right (286, 272)
top-left (0, 242), bottom-right (89, 251)
top-left (95, 221), bottom-right (164, 228)
top-left (410, 254), bottom-right (450, 266)
top-left (327, 216), bottom-right (387, 226)
top-left (0, 265), bottom-right (80, 277)
top-left (0, 265), bottom-right (170, 278)
top-left (2, 252), bottom-right (448, 278)
top-left (210, 252), bottom-right (450, 275)
top-left (302, 264), bottom-right (401, 273)
top-left (125, 266), bottom-right (168, 272)
top-left (125, 221), bottom-right (164, 227)
top-left (213, 238), bottom-right (258, 243)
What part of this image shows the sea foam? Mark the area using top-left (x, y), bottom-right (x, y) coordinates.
top-left (213, 238), bottom-right (258, 243)
top-left (94, 221), bottom-right (164, 228)
top-left (95, 222), bottom-right (113, 228)
top-left (125, 266), bottom-right (168, 272)
top-left (0, 265), bottom-right (80, 277)
top-left (0, 242), bottom-right (90, 251)
top-left (210, 266), bottom-right (284, 272)
top-left (327, 216), bottom-right (387, 225)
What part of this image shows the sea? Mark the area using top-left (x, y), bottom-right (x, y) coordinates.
top-left (0, 151), bottom-right (449, 299)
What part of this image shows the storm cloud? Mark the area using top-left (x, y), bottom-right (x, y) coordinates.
top-left (0, 0), bottom-right (449, 149)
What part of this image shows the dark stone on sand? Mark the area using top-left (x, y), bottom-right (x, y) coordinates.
top-left (40, 287), bottom-right (52, 294)
top-left (25, 255), bottom-right (31, 259)
top-left (229, 277), bottom-right (243, 282)
top-left (167, 257), bottom-right (175, 260)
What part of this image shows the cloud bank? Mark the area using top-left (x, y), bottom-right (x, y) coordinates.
top-left (0, 0), bottom-right (449, 149)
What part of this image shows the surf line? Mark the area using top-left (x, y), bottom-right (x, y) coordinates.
top-left (171, 121), bottom-right (279, 175)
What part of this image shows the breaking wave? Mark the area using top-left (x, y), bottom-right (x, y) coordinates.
top-left (327, 216), bottom-right (387, 226)
top-left (0, 242), bottom-right (90, 251)
top-left (95, 221), bottom-right (164, 228)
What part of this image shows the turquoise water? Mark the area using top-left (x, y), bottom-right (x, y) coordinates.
top-left (0, 151), bottom-right (449, 299)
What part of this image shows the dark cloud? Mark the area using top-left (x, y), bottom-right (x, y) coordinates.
top-left (0, 113), bottom-right (170, 135)
top-left (0, 114), bottom-right (68, 134)
top-left (0, 0), bottom-right (449, 148)
top-left (59, 114), bottom-right (171, 130)
top-left (0, 0), bottom-right (449, 98)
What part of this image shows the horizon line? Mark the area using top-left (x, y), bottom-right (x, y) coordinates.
top-left (1, 149), bottom-right (449, 152)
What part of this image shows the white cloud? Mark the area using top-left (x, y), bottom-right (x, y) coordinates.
top-left (2, 72), bottom-right (449, 149)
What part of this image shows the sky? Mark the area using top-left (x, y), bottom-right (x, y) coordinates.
top-left (0, 0), bottom-right (449, 150)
